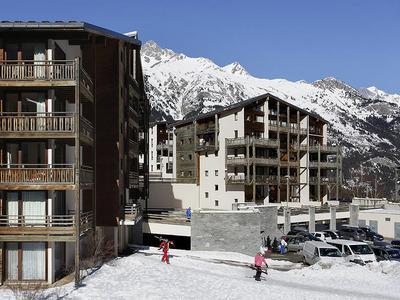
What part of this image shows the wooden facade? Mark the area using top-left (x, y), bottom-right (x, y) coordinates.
top-left (0, 22), bottom-right (148, 286)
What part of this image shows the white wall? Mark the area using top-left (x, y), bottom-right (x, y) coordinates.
top-left (359, 209), bottom-right (400, 239)
top-left (199, 109), bottom-right (245, 210)
top-left (149, 182), bottom-right (199, 209)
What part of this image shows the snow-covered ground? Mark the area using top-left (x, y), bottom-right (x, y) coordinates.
top-left (1, 248), bottom-right (399, 300)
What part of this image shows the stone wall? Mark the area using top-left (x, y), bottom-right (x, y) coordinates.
top-left (191, 210), bottom-right (261, 256)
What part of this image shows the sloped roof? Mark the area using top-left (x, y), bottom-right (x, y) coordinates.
top-left (0, 21), bottom-right (141, 45)
top-left (172, 93), bottom-right (328, 128)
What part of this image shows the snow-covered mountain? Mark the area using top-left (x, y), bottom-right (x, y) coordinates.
top-left (142, 41), bottom-right (400, 197)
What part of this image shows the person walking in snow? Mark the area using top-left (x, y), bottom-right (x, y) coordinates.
top-left (159, 239), bottom-right (173, 264)
top-left (254, 252), bottom-right (267, 281)
top-left (280, 238), bottom-right (287, 255)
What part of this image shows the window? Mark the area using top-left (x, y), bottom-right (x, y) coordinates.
top-left (157, 164), bottom-right (160, 170)
top-left (151, 165), bottom-right (153, 172)
top-left (188, 138), bottom-right (192, 144)
top-left (188, 154), bottom-right (192, 160)
top-left (234, 130), bottom-right (238, 138)
top-left (188, 171), bottom-right (192, 177)
top-left (151, 138), bottom-right (153, 147)
top-left (234, 199), bottom-right (238, 203)
top-left (234, 112), bottom-right (238, 121)
top-left (205, 192), bottom-right (209, 198)
top-left (215, 185), bottom-right (218, 191)
top-left (215, 200), bottom-right (219, 207)
top-left (151, 128), bottom-right (153, 134)
top-left (385, 217), bottom-right (391, 222)
top-left (151, 151), bottom-right (153, 161)
top-left (344, 245), bottom-right (352, 256)
top-left (215, 170), bottom-right (218, 176)
top-left (215, 151), bottom-right (218, 157)
top-left (205, 152), bottom-right (208, 157)
top-left (205, 170), bottom-right (209, 177)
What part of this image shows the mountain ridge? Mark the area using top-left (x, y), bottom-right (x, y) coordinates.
top-left (142, 41), bottom-right (400, 198)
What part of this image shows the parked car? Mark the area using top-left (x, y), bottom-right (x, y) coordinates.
top-left (373, 240), bottom-right (391, 248)
top-left (312, 231), bottom-right (332, 242)
top-left (303, 241), bottom-right (345, 265)
top-left (359, 226), bottom-right (384, 241)
top-left (327, 239), bottom-right (376, 265)
top-left (391, 240), bottom-right (400, 249)
top-left (287, 231), bottom-right (321, 242)
top-left (323, 230), bottom-right (340, 240)
top-left (372, 246), bottom-right (400, 262)
top-left (287, 236), bottom-right (306, 252)
top-left (338, 226), bottom-right (366, 241)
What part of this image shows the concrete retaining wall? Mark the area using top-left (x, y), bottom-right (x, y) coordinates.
top-left (191, 211), bottom-right (260, 256)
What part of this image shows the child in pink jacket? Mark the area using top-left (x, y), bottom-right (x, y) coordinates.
top-left (254, 252), bottom-right (267, 281)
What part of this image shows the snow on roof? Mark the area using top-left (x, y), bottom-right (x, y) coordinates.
top-left (359, 208), bottom-right (400, 215)
top-left (327, 239), bottom-right (369, 246)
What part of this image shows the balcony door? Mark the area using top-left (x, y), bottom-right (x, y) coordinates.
top-left (21, 42), bottom-right (46, 79)
top-left (6, 242), bottom-right (46, 281)
top-left (22, 191), bottom-right (46, 225)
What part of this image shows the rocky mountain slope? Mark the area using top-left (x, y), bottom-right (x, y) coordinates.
top-left (142, 41), bottom-right (400, 198)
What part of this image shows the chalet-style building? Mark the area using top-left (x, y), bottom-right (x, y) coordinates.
top-left (149, 94), bottom-right (342, 210)
top-left (0, 21), bottom-right (148, 285)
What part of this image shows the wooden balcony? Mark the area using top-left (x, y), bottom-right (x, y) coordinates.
top-left (0, 164), bottom-right (75, 190)
top-left (309, 177), bottom-right (338, 185)
top-left (0, 211), bottom-right (93, 242)
top-left (308, 145), bottom-right (339, 153)
top-left (226, 137), bottom-right (278, 148)
top-left (0, 112), bottom-right (94, 142)
top-left (254, 175), bottom-right (278, 185)
top-left (226, 174), bottom-right (247, 184)
top-left (0, 60), bottom-right (94, 100)
top-left (309, 161), bottom-right (338, 169)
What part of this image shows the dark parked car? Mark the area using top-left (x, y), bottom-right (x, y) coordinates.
top-left (359, 226), bottom-right (384, 241)
top-left (323, 230), bottom-right (340, 240)
top-left (286, 231), bottom-right (321, 242)
top-left (372, 246), bottom-right (400, 262)
top-left (391, 240), bottom-right (400, 249)
top-left (373, 240), bottom-right (391, 248)
top-left (338, 227), bottom-right (366, 241)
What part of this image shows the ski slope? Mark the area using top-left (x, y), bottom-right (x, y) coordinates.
top-left (0, 248), bottom-right (399, 299)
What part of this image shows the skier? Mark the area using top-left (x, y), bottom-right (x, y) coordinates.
top-left (159, 239), bottom-right (173, 264)
top-left (254, 251), bottom-right (267, 281)
top-left (280, 238), bottom-right (287, 255)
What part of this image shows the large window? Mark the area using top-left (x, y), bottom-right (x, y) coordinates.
top-left (6, 242), bottom-right (46, 281)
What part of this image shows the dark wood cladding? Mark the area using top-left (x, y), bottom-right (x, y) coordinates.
top-left (95, 39), bottom-right (120, 227)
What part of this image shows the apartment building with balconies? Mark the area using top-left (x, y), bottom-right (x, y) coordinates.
top-left (148, 121), bottom-right (175, 181)
top-left (0, 21), bottom-right (147, 285)
top-left (152, 94), bottom-right (341, 211)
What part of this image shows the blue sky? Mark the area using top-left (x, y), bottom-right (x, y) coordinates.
top-left (2, 0), bottom-right (399, 93)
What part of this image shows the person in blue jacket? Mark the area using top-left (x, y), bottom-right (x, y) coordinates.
top-left (185, 207), bottom-right (192, 219)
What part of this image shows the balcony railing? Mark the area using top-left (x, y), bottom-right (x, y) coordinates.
top-left (0, 164), bottom-right (75, 185)
top-left (226, 137), bottom-right (278, 148)
top-left (309, 177), bottom-right (338, 184)
top-left (254, 175), bottom-right (278, 184)
top-left (0, 112), bottom-right (75, 134)
top-left (309, 161), bottom-right (338, 169)
top-left (197, 124), bottom-right (216, 135)
top-left (124, 203), bottom-right (142, 222)
top-left (309, 145), bottom-right (339, 153)
top-left (252, 158), bottom-right (279, 165)
top-left (196, 143), bottom-right (216, 151)
top-left (80, 116), bottom-right (94, 143)
top-left (0, 60), bottom-right (76, 81)
top-left (80, 165), bottom-right (94, 185)
top-left (226, 157), bottom-right (248, 165)
top-left (226, 174), bottom-right (247, 184)
top-left (0, 211), bottom-right (93, 241)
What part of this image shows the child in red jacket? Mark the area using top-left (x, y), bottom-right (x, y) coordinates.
top-left (159, 240), bottom-right (173, 264)
top-left (254, 252), bottom-right (267, 281)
